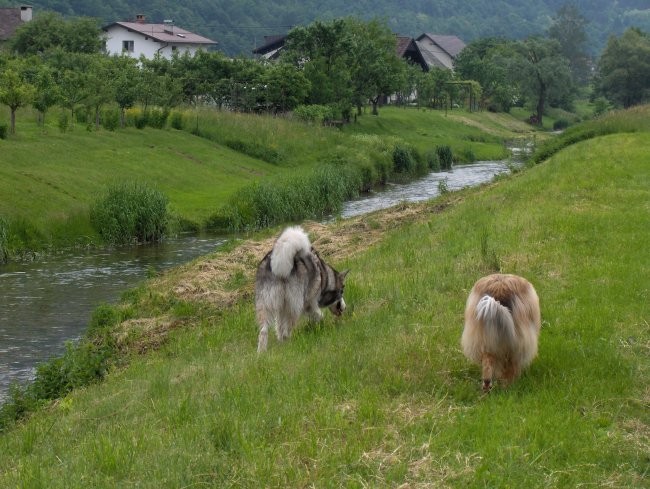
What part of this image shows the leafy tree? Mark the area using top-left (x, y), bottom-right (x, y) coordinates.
top-left (48, 50), bottom-right (93, 127)
top-left (507, 37), bottom-right (573, 125)
top-left (85, 55), bottom-right (116, 130)
top-left (347, 18), bottom-right (406, 115)
top-left (262, 62), bottom-right (310, 112)
top-left (9, 12), bottom-right (104, 55)
top-left (417, 67), bottom-right (454, 109)
top-left (0, 59), bottom-right (35, 134)
top-left (548, 3), bottom-right (591, 84)
top-left (110, 56), bottom-right (140, 127)
top-left (283, 19), bottom-right (353, 114)
top-left (454, 38), bottom-right (519, 111)
top-left (19, 57), bottom-right (61, 126)
top-left (596, 28), bottom-right (650, 108)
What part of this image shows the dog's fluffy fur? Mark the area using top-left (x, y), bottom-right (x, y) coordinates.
top-left (461, 273), bottom-right (541, 392)
top-left (255, 226), bottom-right (348, 352)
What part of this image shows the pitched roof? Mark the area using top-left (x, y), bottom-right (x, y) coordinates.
top-left (415, 41), bottom-right (449, 69)
top-left (103, 21), bottom-right (217, 45)
top-left (417, 33), bottom-right (465, 57)
top-left (396, 35), bottom-right (428, 71)
top-left (252, 34), bottom-right (287, 56)
top-left (0, 7), bottom-right (23, 41)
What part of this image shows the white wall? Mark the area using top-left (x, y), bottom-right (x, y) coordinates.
top-left (104, 25), bottom-right (202, 59)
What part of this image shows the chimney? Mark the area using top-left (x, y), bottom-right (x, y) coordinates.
top-left (163, 19), bottom-right (173, 34)
top-left (135, 14), bottom-right (145, 24)
top-left (20, 6), bottom-right (33, 22)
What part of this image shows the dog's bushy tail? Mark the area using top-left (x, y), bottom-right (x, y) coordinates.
top-left (475, 295), bottom-right (516, 347)
top-left (270, 226), bottom-right (311, 278)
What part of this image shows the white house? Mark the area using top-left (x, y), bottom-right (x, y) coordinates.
top-left (103, 14), bottom-right (217, 59)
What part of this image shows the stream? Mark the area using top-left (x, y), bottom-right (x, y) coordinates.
top-left (0, 158), bottom-right (513, 402)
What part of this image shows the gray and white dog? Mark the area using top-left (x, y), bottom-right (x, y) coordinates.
top-left (255, 226), bottom-right (349, 352)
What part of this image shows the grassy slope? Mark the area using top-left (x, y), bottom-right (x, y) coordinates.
top-left (0, 128), bottom-right (647, 485)
top-left (0, 123), bottom-right (278, 227)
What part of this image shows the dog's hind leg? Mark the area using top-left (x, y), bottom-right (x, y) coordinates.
top-left (481, 353), bottom-right (495, 392)
top-left (258, 319), bottom-right (270, 353)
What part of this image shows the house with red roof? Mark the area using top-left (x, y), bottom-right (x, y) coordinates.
top-left (103, 14), bottom-right (217, 59)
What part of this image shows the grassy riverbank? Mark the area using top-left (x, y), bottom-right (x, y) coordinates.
top-left (0, 106), bottom-right (527, 257)
top-left (0, 108), bottom-right (647, 486)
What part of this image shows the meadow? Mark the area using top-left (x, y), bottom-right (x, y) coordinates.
top-left (0, 105), bottom-right (521, 256)
top-left (0, 106), bottom-right (647, 487)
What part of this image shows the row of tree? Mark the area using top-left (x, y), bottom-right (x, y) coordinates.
top-left (1, 10), bottom-right (649, 135)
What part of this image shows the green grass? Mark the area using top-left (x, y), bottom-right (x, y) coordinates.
top-left (0, 105), bottom-right (530, 256)
top-left (0, 117), bottom-right (647, 486)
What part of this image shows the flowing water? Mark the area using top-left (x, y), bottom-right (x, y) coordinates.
top-left (0, 159), bottom-right (513, 402)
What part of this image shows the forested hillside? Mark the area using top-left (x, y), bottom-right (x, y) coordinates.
top-left (0, 0), bottom-right (648, 56)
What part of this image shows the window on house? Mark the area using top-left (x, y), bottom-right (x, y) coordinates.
top-left (122, 40), bottom-right (134, 53)
top-left (171, 45), bottom-right (177, 52)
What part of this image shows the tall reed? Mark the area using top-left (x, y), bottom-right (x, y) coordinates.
top-left (90, 182), bottom-right (169, 245)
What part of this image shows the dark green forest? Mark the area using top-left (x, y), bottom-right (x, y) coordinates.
top-left (1, 0), bottom-right (648, 56)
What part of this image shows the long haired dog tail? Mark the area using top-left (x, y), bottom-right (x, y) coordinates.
top-left (270, 226), bottom-right (311, 278)
top-left (475, 295), bottom-right (516, 346)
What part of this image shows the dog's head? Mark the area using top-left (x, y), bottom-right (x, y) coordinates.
top-left (322, 269), bottom-right (349, 317)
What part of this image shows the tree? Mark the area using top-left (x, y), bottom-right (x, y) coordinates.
top-left (454, 38), bottom-right (518, 112)
top-left (262, 62), bottom-right (310, 112)
top-left (347, 18), bottom-right (406, 116)
top-left (283, 19), bottom-right (353, 115)
top-left (548, 3), bottom-right (591, 84)
top-left (107, 55), bottom-right (140, 127)
top-left (0, 59), bottom-right (35, 134)
top-left (596, 28), bottom-right (650, 108)
top-left (30, 63), bottom-right (60, 126)
top-left (507, 37), bottom-right (573, 125)
top-left (9, 12), bottom-right (104, 55)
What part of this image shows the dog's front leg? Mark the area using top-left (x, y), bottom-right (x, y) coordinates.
top-left (306, 300), bottom-right (323, 322)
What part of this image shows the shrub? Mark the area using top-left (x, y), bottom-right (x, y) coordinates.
top-left (426, 149), bottom-right (441, 171)
top-left (436, 145), bottom-right (453, 170)
top-left (210, 163), bottom-right (360, 231)
top-left (0, 122), bottom-right (7, 139)
top-left (393, 144), bottom-right (415, 173)
top-left (170, 111), bottom-right (184, 130)
top-left (134, 113), bottom-right (148, 129)
top-left (102, 108), bottom-right (120, 131)
top-left (58, 112), bottom-right (70, 133)
top-left (147, 108), bottom-right (169, 129)
top-left (90, 182), bottom-right (169, 245)
top-left (293, 104), bottom-right (335, 124)
top-left (553, 118), bottom-right (570, 131)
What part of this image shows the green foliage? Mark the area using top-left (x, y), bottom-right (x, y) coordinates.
top-left (293, 104), bottom-right (335, 124)
top-left (57, 111), bottom-right (69, 132)
top-left (211, 163), bottom-right (361, 231)
top-left (436, 145), bottom-right (453, 169)
top-left (0, 122), bottom-right (7, 139)
top-left (101, 107), bottom-right (119, 131)
top-left (9, 12), bottom-right (104, 55)
top-left (90, 182), bottom-right (169, 245)
top-left (553, 118), bottom-right (569, 130)
top-left (223, 139), bottom-right (283, 164)
top-left (425, 149), bottom-right (441, 171)
top-left (596, 28), bottom-right (650, 108)
top-left (507, 37), bottom-right (574, 125)
top-left (531, 105), bottom-right (650, 164)
top-left (169, 111), bottom-right (184, 130)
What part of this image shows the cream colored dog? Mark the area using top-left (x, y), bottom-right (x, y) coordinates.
top-left (462, 274), bottom-right (541, 392)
